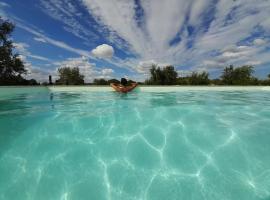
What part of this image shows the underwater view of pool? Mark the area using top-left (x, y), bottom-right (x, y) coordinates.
top-left (0, 86), bottom-right (270, 200)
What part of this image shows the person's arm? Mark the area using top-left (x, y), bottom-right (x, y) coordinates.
top-left (110, 83), bottom-right (121, 92)
top-left (123, 82), bottom-right (138, 92)
top-left (111, 82), bottom-right (138, 92)
top-left (130, 82), bottom-right (138, 89)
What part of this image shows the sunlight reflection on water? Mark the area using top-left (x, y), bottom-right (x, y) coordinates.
top-left (0, 87), bottom-right (270, 200)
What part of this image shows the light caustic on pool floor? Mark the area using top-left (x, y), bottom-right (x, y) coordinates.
top-left (0, 91), bottom-right (270, 200)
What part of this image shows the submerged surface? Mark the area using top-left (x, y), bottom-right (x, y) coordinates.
top-left (0, 87), bottom-right (270, 200)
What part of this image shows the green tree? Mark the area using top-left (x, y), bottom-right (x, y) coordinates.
top-left (163, 65), bottom-right (178, 85)
top-left (147, 65), bottom-right (177, 85)
top-left (176, 71), bottom-right (210, 85)
top-left (149, 64), bottom-right (159, 84)
top-left (232, 65), bottom-right (254, 85)
top-left (56, 67), bottom-right (84, 85)
top-left (0, 17), bottom-right (26, 85)
top-left (108, 79), bottom-right (120, 84)
top-left (27, 79), bottom-right (39, 85)
top-left (93, 78), bottom-right (108, 85)
top-left (176, 77), bottom-right (190, 85)
top-left (210, 78), bottom-right (222, 85)
top-left (127, 79), bottom-right (136, 85)
top-left (189, 71), bottom-right (210, 85)
top-left (221, 65), bottom-right (255, 85)
top-left (264, 74), bottom-right (270, 85)
top-left (221, 65), bottom-right (234, 85)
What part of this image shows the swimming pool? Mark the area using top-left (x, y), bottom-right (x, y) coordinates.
top-left (0, 86), bottom-right (270, 200)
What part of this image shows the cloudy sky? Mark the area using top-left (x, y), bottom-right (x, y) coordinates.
top-left (1, 0), bottom-right (270, 82)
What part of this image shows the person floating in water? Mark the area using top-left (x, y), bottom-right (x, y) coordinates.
top-left (110, 78), bottom-right (138, 93)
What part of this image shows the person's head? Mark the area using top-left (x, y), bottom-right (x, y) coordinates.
top-left (121, 78), bottom-right (128, 86)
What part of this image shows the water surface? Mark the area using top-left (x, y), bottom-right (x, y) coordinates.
top-left (0, 87), bottom-right (270, 200)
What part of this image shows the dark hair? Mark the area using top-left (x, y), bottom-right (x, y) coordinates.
top-left (121, 78), bottom-right (128, 86)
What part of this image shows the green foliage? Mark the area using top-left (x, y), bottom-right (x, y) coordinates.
top-left (108, 79), bottom-right (120, 84)
top-left (27, 79), bottom-right (39, 85)
top-left (0, 17), bottom-right (28, 85)
top-left (94, 78), bottom-right (121, 85)
top-left (127, 79), bottom-right (136, 85)
top-left (176, 77), bottom-right (190, 85)
top-left (210, 79), bottom-right (222, 85)
top-left (221, 65), bottom-right (234, 85)
top-left (146, 65), bottom-right (177, 85)
top-left (56, 67), bottom-right (84, 85)
top-left (221, 65), bottom-right (256, 85)
top-left (189, 72), bottom-right (210, 85)
top-left (176, 72), bottom-right (210, 85)
top-left (93, 78), bottom-right (108, 85)
top-left (146, 65), bottom-right (270, 86)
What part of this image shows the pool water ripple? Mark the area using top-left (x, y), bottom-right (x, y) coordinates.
top-left (0, 88), bottom-right (270, 200)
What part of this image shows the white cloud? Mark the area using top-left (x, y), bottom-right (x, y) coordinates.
top-left (189, 0), bottom-right (212, 26)
top-left (245, 61), bottom-right (262, 66)
top-left (28, 55), bottom-right (51, 62)
top-left (197, 41), bottom-right (268, 70)
top-left (221, 46), bottom-right (252, 59)
top-left (81, 0), bottom-right (270, 73)
top-left (13, 43), bottom-right (53, 82)
top-left (177, 70), bottom-right (192, 77)
top-left (5, 0), bottom-right (270, 78)
top-left (136, 60), bottom-right (157, 74)
top-left (55, 57), bottom-right (95, 82)
top-left (101, 68), bottom-right (114, 76)
top-left (14, 43), bottom-right (29, 54)
top-left (14, 42), bottom-right (51, 62)
top-left (253, 38), bottom-right (267, 46)
top-left (33, 37), bottom-right (47, 43)
top-left (202, 60), bottom-right (224, 69)
top-left (16, 22), bottom-right (91, 57)
top-left (135, 60), bottom-right (171, 74)
top-left (91, 44), bottom-right (114, 59)
top-left (24, 65), bottom-right (54, 83)
top-left (39, 0), bottom-right (99, 44)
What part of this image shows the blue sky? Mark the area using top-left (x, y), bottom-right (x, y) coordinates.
top-left (1, 0), bottom-right (270, 82)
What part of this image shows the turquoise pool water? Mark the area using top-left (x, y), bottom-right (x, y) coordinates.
top-left (0, 86), bottom-right (270, 200)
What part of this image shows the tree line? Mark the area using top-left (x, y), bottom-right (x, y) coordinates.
top-left (54, 68), bottom-right (136, 85)
top-left (54, 64), bottom-right (270, 86)
top-left (1, 17), bottom-right (270, 86)
top-left (145, 64), bottom-right (270, 86)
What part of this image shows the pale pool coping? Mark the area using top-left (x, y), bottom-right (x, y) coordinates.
top-left (48, 86), bottom-right (270, 92)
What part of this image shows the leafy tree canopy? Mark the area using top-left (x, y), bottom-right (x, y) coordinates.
top-left (56, 67), bottom-right (84, 85)
top-left (0, 17), bottom-right (28, 85)
top-left (176, 72), bottom-right (210, 85)
top-left (221, 65), bottom-right (256, 85)
top-left (93, 78), bottom-right (108, 85)
top-left (189, 72), bottom-right (210, 85)
top-left (147, 65), bottom-right (178, 85)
